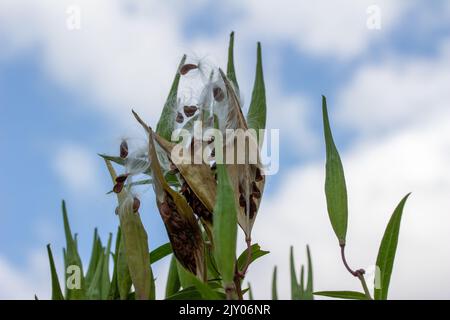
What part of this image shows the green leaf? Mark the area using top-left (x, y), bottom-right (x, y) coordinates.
top-left (213, 160), bottom-right (238, 286)
top-left (85, 228), bottom-right (101, 287)
top-left (46, 244), bottom-right (64, 300)
top-left (299, 265), bottom-right (305, 299)
top-left (100, 233), bottom-right (112, 300)
top-left (166, 287), bottom-right (202, 300)
top-left (290, 246), bottom-right (301, 300)
top-left (117, 232), bottom-right (132, 300)
top-left (165, 255), bottom-right (181, 298)
top-left (247, 283), bottom-right (254, 300)
top-left (305, 245), bottom-right (314, 300)
top-left (108, 227), bottom-right (121, 300)
top-left (104, 159), bottom-right (152, 300)
top-left (61, 200), bottom-right (85, 299)
top-left (156, 55), bottom-right (187, 141)
top-left (374, 193), bottom-right (411, 300)
top-left (86, 246), bottom-right (105, 300)
top-left (272, 266), bottom-right (278, 300)
top-left (237, 243), bottom-right (270, 271)
top-left (185, 271), bottom-right (221, 300)
top-left (322, 96), bottom-right (348, 245)
top-left (150, 243), bottom-right (172, 264)
top-left (246, 42), bottom-right (267, 145)
top-left (226, 31), bottom-right (239, 93)
top-left (314, 291), bottom-right (368, 300)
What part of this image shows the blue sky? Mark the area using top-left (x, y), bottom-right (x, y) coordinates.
top-left (1, 0), bottom-right (450, 299)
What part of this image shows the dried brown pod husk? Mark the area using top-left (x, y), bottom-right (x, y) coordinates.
top-left (132, 111), bottom-right (206, 280)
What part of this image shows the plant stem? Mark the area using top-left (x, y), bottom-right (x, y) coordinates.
top-left (340, 244), bottom-right (373, 300)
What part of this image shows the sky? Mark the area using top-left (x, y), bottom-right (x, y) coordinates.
top-left (1, 0), bottom-right (450, 299)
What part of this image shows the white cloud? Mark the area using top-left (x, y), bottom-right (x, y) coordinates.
top-left (235, 0), bottom-right (413, 59)
top-left (337, 40), bottom-right (450, 136)
top-left (0, 251), bottom-right (51, 300)
top-left (53, 143), bottom-right (101, 193)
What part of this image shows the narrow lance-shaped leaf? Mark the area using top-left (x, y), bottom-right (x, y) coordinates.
top-left (61, 201), bottom-right (85, 299)
top-left (272, 266), bottom-right (278, 300)
top-left (290, 246), bottom-right (301, 300)
top-left (184, 268), bottom-right (221, 300)
top-left (86, 246), bottom-right (105, 300)
top-left (305, 245), bottom-right (314, 300)
top-left (85, 228), bottom-right (101, 287)
top-left (299, 265), bottom-right (305, 299)
top-left (165, 255), bottom-right (181, 298)
top-left (246, 42), bottom-right (267, 145)
top-left (247, 283), bottom-right (254, 300)
top-left (226, 31), bottom-right (239, 93)
top-left (46, 244), bottom-right (64, 300)
top-left (108, 227), bottom-right (122, 300)
top-left (314, 291), bottom-right (368, 300)
top-left (322, 96), bottom-right (348, 245)
top-left (213, 142), bottom-right (238, 287)
top-left (150, 243), bottom-right (173, 264)
top-left (374, 193), bottom-right (411, 300)
top-left (156, 55), bottom-right (187, 141)
top-left (100, 233), bottom-right (112, 300)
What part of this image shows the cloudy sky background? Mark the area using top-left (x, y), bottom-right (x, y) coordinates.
top-left (1, 0), bottom-right (450, 299)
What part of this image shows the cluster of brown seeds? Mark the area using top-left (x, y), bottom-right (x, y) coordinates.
top-left (159, 193), bottom-right (202, 274)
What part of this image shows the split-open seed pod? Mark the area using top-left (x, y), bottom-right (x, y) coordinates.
top-left (141, 118), bottom-right (205, 280)
top-left (217, 69), bottom-right (266, 240)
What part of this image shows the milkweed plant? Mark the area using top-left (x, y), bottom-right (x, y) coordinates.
top-left (44, 32), bottom-right (410, 300)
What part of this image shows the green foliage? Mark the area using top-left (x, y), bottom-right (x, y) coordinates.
top-left (374, 193), bottom-right (411, 300)
top-left (322, 96), bottom-right (348, 245)
top-left (44, 33), bottom-right (412, 301)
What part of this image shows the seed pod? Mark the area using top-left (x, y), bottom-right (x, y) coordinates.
top-left (176, 112), bottom-right (184, 123)
top-left (115, 174), bottom-right (129, 184)
top-left (213, 86), bottom-right (225, 102)
top-left (120, 140), bottom-right (128, 159)
top-left (183, 105), bottom-right (198, 117)
top-left (113, 182), bottom-right (124, 194)
top-left (133, 197), bottom-right (140, 213)
top-left (179, 64), bottom-right (198, 75)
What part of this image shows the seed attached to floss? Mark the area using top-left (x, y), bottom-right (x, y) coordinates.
top-left (176, 112), bottom-right (184, 123)
top-left (113, 182), bottom-right (124, 194)
top-left (255, 167), bottom-right (263, 182)
top-left (239, 194), bottom-right (246, 207)
top-left (115, 174), bottom-right (129, 184)
top-left (120, 140), bottom-right (128, 159)
top-left (213, 86), bottom-right (225, 102)
top-left (252, 182), bottom-right (261, 199)
top-left (132, 197), bottom-right (140, 213)
top-left (183, 105), bottom-right (198, 117)
top-left (179, 64), bottom-right (198, 75)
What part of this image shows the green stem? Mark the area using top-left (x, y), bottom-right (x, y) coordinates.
top-left (357, 273), bottom-right (372, 300)
top-left (340, 244), bottom-right (373, 300)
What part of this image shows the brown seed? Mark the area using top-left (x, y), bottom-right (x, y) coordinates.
top-left (115, 174), bottom-right (128, 184)
top-left (252, 182), bottom-right (261, 199)
top-left (249, 198), bottom-right (257, 219)
top-left (179, 64), bottom-right (198, 75)
top-left (113, 182), bottom-right (124, 194)
top-left (239, 194), bottom-right (246, 207)
top-left (207, 136), bottom-right (215, 144)
top-left (255, 168), bottom-right (264, 182)
top-left (210, 148), bottom-right (215, 157)
top-left (120, 140), bottom-right (128, 159)
top-left (213, 86), bottom-right (225, 102)
top-left (183, 105), bottom-right (198, 117)
top-left (176, 112), bottom-right (184, 123)
top-left (132, 197), bottom-right (140, 213)
top-left (210, 162), bottom-right (216, 171)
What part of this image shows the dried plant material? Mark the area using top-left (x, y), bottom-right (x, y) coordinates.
top-left (135, 113), bottom-right (205, 279)
top-left (120, 140), bottom-right (128, 159)
top-left (179, 63), bottom-right (198, 75)
top-left (184, 105), bottom-right (198, 117)
top-left (176, 112), bottom-right (184, 123)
